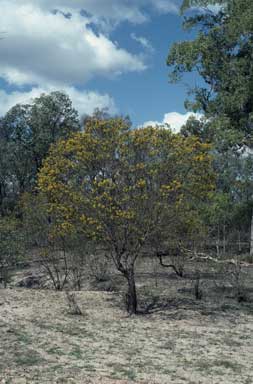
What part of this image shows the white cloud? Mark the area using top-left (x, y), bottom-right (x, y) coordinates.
top-left (7, 1), bottom-right (179, 25)
top-left (66, 87), bottom-right (117, 117)
top-left (24, 0), bottom-right (149, 25)
top-left (150, 0), bottom-right (179, 14)
top-left (188, 3), bottom-right (223, 16)
top-left (143, 112), bottom-right (202, 132)
top-left (0, 1), bottom-right (146, 88)
top-left (0, 0), bottom-right (179, 115)
top-left (0, 87), bottom-right (116, 117)
top-left (131, 33), bottom-right (154, 53)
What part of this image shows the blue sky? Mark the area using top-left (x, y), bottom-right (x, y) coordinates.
top-left (0, 0), bottom-right (201, 129)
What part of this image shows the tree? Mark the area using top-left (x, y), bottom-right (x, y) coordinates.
top-left (21, 192), bottom-right (91, 291)
top-left (0, 91), bottom-right (80, 212)
top-left (168, 0), bottom-right (253, 137)
top-left (38, 115), bottom-right (214, 314)
top-left (184, 120), bottom-right (253, 255)
top-left (0, 136), bottom-right (13, 214)
top-left (0, 216), bottom-right (24, 287)
top-left (28, 92), bottom-right (80, 172)
top-left (167, 0), bottom-right (253, 254)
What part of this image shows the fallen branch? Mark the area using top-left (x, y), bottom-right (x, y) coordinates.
top-left (187, 251), bottom-right (251, 268)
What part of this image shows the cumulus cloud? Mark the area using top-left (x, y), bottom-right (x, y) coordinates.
top-left (0, 1), bottom-right (146, 88)
top-left (143, 112), bottom-right (202, 132)
top-left (6, 0), bottom-right (179, 25)
top-left (0, 0), bottom-right (179, 115)
top-left (0, 86), bottom-right (116, 117)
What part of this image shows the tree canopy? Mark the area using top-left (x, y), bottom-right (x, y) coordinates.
top-left (168, 0), bottom-right (253, 139)
top-left (38, 115), bottom-right (214, 313)
top-left (0, 91), bottom-right (80, 213)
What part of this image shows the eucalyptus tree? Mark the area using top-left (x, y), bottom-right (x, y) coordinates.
top-left (0, 91), bottom-right (80, 212)
top-left (168, 0), bottom-right (253, 253)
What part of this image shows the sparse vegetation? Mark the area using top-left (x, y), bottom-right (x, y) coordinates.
top-left (1, 0), bottom-right (253, 382)
top-left (65, 291), bottom-right (83, 316)
top-left (1, 277), bottom-right (253, 383)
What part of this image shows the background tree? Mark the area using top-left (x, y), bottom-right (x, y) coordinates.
top-left (0, 216), bottom-right (24, 287)
top-left (168, 0), bottom-right (253, 137)
top-left (0, 91), bottom-right (80, 214)
top-left (0, 135), bottom-right (13, 214)
top-left (168, 0), bottom-right (253, 255)
top-left (21, 192), bottom-right (91, 291)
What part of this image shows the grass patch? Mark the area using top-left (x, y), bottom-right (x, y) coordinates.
top-left (14, 350), bottom-right (44, 366)
top-left (47, 346), bottom-right (66, 356)
top-left (69, 345), bottom-right (83, 359)
top-left (195, 358), bottom-right (242, 373)
top-left (82, 363), bottom-right (96, 372)
top-left (16, 332), bottom-right (31, 345)
top-left (8, 328), bottom-right (31, 345)
top-left (109, 362), bottom-right (137, 381)
top-left (215, 359), bottom-right (242, 372)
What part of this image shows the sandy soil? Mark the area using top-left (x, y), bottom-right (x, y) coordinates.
top-left (0, 287), bottom-right (253, 384)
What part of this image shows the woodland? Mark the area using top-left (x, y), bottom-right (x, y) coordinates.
top-left (1, 1), bottom-right (253, 382)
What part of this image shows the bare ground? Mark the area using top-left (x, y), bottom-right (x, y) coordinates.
top-left (1, 286), bottom-right (253, 384)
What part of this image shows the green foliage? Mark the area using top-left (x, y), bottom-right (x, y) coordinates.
top-left (38, 116), bottom-right (214, 247)
top-left (0, 216), bottom-right (24, 286)
top-left (37, 114), bottom-right (214, 312)
top-left (21, 192), bottom-right (52, 248)
top-left (0, 217), bottom-right (24, 265)
top-left (21, 192), bottom-right (93, 290)
top-left (168, 0), bottom-right (253, 137)
top-left (168, 0), bottom-right (253, 247)
top-left (0, 91), bottom-right (80, 214)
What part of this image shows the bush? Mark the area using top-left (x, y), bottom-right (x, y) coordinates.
top-left (88, 253), bottom-right (110, 283)
top-left (0, 217), bottom-right (24, 287)
top-left (65, 291), bottom-right (82, 315)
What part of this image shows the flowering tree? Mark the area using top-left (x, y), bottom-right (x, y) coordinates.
top-left (38, 115), bottom-right (214, 314)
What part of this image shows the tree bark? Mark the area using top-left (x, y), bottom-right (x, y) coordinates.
top-left (250, 210), bottom-right (253, 256)
top-left (238, 231), bottom-right (241, 253)
top-left (157, 251), bottom-right (184, 277)
top-left (223, 223), bottom-right (226, 256)
top-left (125, 269), bottom-right (138, 315)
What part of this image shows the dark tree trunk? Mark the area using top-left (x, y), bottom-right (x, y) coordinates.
top-left (250, 210), bottom-right (253, 256)
top-left (125, 269), bottom-right (138, 315)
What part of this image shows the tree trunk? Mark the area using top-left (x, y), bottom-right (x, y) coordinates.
top-left (125, 269), bottom-right (138, 315)
top-left (223, 223), bottom-right (226, 256)
top-left (250, 210), bottom-right (253, 256)
top-left (216, 224), bottom-right (220, 257)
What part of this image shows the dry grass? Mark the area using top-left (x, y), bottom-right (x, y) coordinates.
top-left (1, 282), bottom-right (253, 384)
